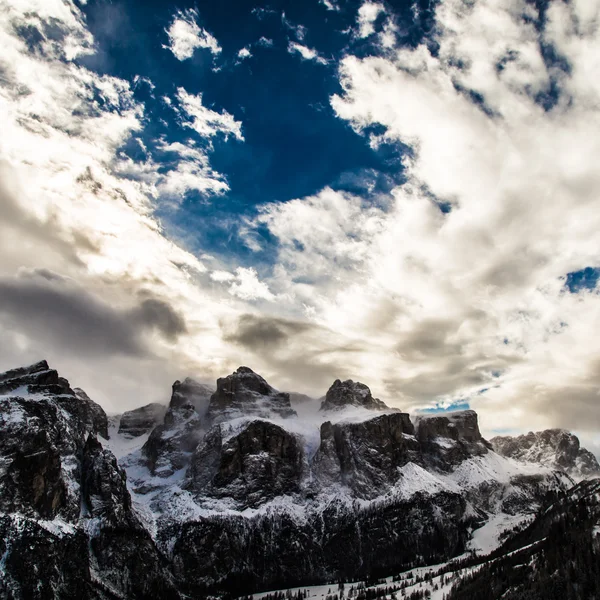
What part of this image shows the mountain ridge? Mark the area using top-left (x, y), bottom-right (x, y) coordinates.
top-left (0, 360), bottom-right (594, 598)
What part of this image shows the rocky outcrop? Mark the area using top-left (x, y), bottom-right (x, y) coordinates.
top-left (187, 420), bottom-right (304, 507)
top-left (119, 402), bottom-right (167, 437)
top-left (320, 379), bottom-right (390, 412)
top-left (415, 410), bottom-right (491, 470)
top-left (142, 378), bottom-right (210, 477)
top-left (0, 359), bottom-right (72, 396)
top-left (0, 361), bottom-right (179, 599)
top-left (207, 366), bottom-right (296, 422)
top-left (490, 429), bottom-right (600, 479)
top-left (169, 491), bottom-right (472, 597)
top-left (313, 412), bottom-right (417, 497)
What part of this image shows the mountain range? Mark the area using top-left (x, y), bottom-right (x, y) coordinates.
top-left (0, 360), bottom-right (598, 599)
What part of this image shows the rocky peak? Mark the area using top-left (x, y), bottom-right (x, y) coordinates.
top-left (118, 403), bottom-right (167, 438)
top-left (169, 377), bottom-right (214, 414)
top-left (416, 410), bottom-right (484, 444)
top-left (320, 379), bottom-right (390, 412)
top-left (207, 366), bottom-right (296, 423)
top-left (141, 379), bottom-right (210, 477)
top-left (413, 410), bottom-right (490, 469)
top-left (0, 360), bottom-right (73, 396)
top-left (490, 429), bottom-right (600, 479)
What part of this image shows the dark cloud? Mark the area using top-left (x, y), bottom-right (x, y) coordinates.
top-left (0, 270), bottom-right (187, 358)
top-left (223, 313), bottom-right (312, 348)
top-left (221, 313), bottom-right (364, 397)
top-left (133, 297), bottom-right (187, 341)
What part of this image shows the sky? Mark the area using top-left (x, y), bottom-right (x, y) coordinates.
top-left (2, 0), bottom-right (600, 450)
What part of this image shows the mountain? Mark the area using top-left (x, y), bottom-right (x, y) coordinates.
top-left (490, 429), bottom-right (600, 480)
top-left (445, 478), bottom-right (600, 599)
top-left (0, 360), bottom-right (594, 599)
top-left (320, 378), bottom-right (390, 411)
top-left (0, 360), bottom-right (179, 599)
top-left (118, 403), bottom-right (167, 437)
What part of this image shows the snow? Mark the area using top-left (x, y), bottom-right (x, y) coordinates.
top-left (104, 420), bottom-right (150, 459)
top-left (468, 512), bottom-right (532, 555)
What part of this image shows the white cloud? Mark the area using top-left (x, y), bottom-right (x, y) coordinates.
top-left (157, 142), bottom-right (229, 198)
top-left (210, 270), bottom-right (236, 283)
top-left (0, 0), bottom-right (249, 410)
top-left (243, 0), bottom-right (600, 439)
top-left (229, 267), bottom-right (275, 301)
top-left (282, 12), bottom-right (307, 41)
top-left (175, 87), bottom-right (244, 141)
top-left (237, 47), bottom-right (252, 60)
top-left (257, 36), bottom-right (274, 48)
top-left (357, 2), bottom-right (386, 38)
top-left (287, 42), bottom-right (328, 65)
top-left (7, 0), bottom-right (600, 450)
top-left (164, 8), bottom-right (221, 61)
top-left (321, 0), bottom-right (341, 12)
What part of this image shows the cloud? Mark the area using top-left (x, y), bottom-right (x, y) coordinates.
top-left (237, 47), bottom-right (252, 60)
top-left (320, 0), bottom-right (341, 12)
top-left (5, 0), bottom-right (600, 448)
top-left (164, 8), bottom-right (221, 61)
top-left (223, 314), bottom-right (312, 348)
top-left (287, 42), bottom-right (328, 65)
top-left (257, 36), bottom-right (274, 48)
top-left (175, 87), bottom-right (243, 141)
top-left (282, 12), bottom-right (307, 42)
top-left (0, 270), bottom-right (186, 357)
top-left (356, 2), bottom-right (386, 38)
top-left (0, 0), bottom-right (249, 411)
top-left (228, 268), bottom-right (275, 302)
top-left (157, 141), bottom-right (230, 198)
top-left (240, 0), bottom-right (600, 439)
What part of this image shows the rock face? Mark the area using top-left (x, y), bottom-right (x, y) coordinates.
top-left (313, 412), bottom-right (417, 497)
top-left (187, 420), bottom-right (304, 507)
top-left (0, 359), bottom-right (72, 396)
top-left (414, 410), bottom-right (491, 470)
top-left (119, 402), bottom-right (167, 437)
top-left (320, 379), bottom-right (390, 411)
top-left (0, 361), bottom-right (178, 599)
top-left (490, 429), bottom-right (600, 479)
top-left (207, 366), bottom-right (296, 422)
top-left (142, 378), bottom-right (212, 477)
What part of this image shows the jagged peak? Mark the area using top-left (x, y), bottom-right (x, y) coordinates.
top-left (320, 378), bottom-right (390, 412)
top-left (0, 359), bottom-right (51, 383)
top-left (207, 366), bottom-right (296, 422)
top-left (490, 428), bottom-right (600, 478)
top-left (0, 359), bottom-right (74, 397)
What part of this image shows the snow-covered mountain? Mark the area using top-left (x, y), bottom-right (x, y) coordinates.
top-left (0, 360), bottom-right (593, 598)
top-left (490, 429), bottom-right (600, 480)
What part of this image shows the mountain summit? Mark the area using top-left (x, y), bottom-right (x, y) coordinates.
top-left (320, 378), bottom-right (391, 411)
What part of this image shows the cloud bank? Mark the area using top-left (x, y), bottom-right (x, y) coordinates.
top-left (3, 0), bottom-right (600, 457)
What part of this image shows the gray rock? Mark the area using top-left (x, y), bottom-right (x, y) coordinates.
top-left (490, 429), bottom-right (600, 479)
top-left (118, 402), bottom-right (167, 437)
top-left (187, 419), bottom-right (304, 507)
top-left (207, 366), bottom-right (296, 422)
top-left (320, 379), bottom-right (390, 412)
top-left (142, 378), bottom-right (210, 477)
top-left (313, 412), bottom-right (417, 497)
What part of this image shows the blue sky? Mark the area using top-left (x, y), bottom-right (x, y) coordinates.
top-left (2, 0), bottom-right (600, 451)
top-left (78, 0), bottom-right (418, 263)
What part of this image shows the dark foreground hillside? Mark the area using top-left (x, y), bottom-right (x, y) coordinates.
top-left (447, 479), bottom-right (600, 600)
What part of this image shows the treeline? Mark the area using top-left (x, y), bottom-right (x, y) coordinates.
top-left (446, 490), bottom-right (600, 599)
